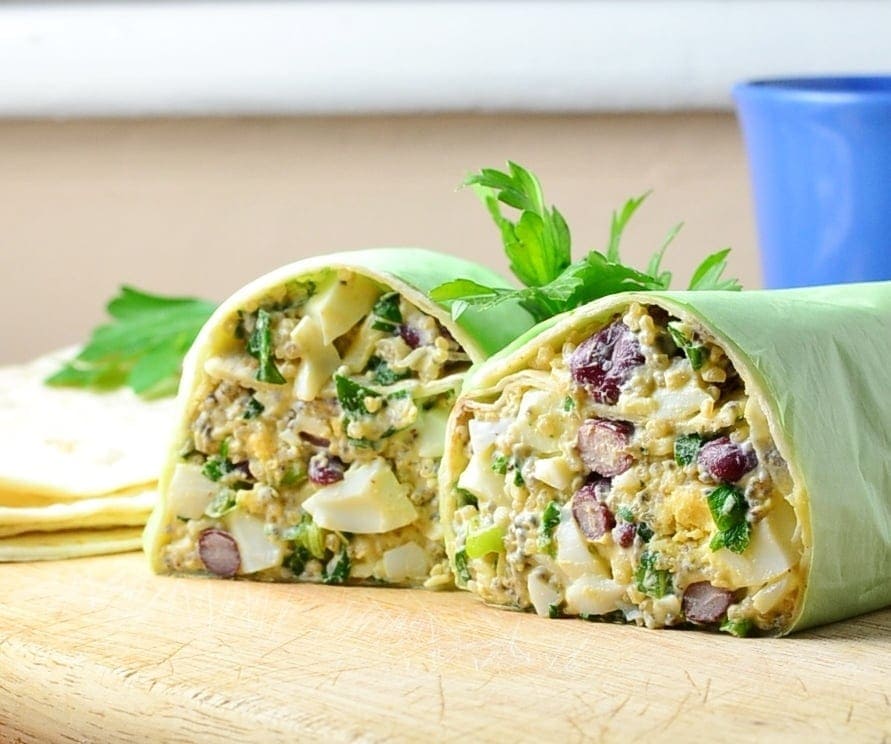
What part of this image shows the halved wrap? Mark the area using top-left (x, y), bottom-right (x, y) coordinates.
top-left (0, 350), bottom-right (174, 560)
top-left (440, 283), bottom-right (891, 635)
top-left (144, 248), bottom-right (535, 587)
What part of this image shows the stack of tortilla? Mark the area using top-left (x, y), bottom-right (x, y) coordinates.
top-left (0, 349), bottom-right (174, 561)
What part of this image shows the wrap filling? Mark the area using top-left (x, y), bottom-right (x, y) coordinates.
top-left (446, 301), bottom-right (805, 634)
top-left (159, 268), bottom-right (471, 587)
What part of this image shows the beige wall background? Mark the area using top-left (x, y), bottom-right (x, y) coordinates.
top-left (0, 113), bottom-right (759, 365)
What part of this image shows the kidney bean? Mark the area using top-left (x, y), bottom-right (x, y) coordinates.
top-left (682, 581), bottom-right (735, 624)
top-left (577, 419), bottom-right (634, 477)
top-left (570, 321), bottom-right (644, 404)
top-left (572, 485), bottom-right (617, 541)
top-left (198, 528), bottom-right (241, 578)
top-left (698, 437), bottom-right (757, 483)
top-left (299, 431), bottom-right (331, 448)
top-left (308, 453), bottom-right (345, 485)
top-left (613, 522), bottom-right (637, 548)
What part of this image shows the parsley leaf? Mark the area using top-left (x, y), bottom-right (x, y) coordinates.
top-left (243, 396), bottom-right (265, 420)
top-left (366, 356), bottom-right (410, 386)
top-left (430, 162), bottom-right (741, 323)
top-left (322, 547), bottom-right (351, 585)
top-left (45, 286), bottom-right (216, 398)
top-left (720, 617), bottom-right (754, 637)
top-left (667, 323), bottom-right (706, 371)
top-left (634, 551), bottom-right (673, 598)
top-left (334, 374), bottom-right (380, 417)
top-left (687, 248), bottom-right (742, 291)
top-left (538, 501), bottom-right (561, 555)
top-left (606, 191), bottom-right (651, 262)
top-left (455, 487), bottom-right (478, 508)
top-left (282, 514), bottom-right (327, 560)
top-left (674, 434), bottom-right (704, 466)
top-left (465, 162), bottom-right (571, 287)
top-left (204, 489), bottom-right (238, 519)
top-left (246, 309), bottom-right (286, 384)
top-left (371, 292), bottom-right (403, 332)
top-left (201, 456), bottom-right (233, 482)
top-left (454, 548), bottom-right (472, 584)
top-left (707, 484), bottom-right (751, 554)
top-left (491, 453), bottom-right (509, 475)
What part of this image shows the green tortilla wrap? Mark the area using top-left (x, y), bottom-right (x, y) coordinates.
top-left (440, 282), bottom-right (891, 635)
top-left (144, 248), bottom-right (535, 587)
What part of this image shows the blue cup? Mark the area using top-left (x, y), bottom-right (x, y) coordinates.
top-left (733, 76), bottom-right (891, 288)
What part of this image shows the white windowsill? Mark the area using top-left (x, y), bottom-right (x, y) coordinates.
top-left (1, 1), bottom-right (889, 117)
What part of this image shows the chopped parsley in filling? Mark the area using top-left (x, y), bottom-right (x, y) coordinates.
top-left (448, 302), bottom-right (804, 635)
top-left (160, 268), bottom-right (469, 588)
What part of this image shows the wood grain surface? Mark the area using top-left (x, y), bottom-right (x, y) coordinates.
top-left (0, 552), bottom-right (888, 743)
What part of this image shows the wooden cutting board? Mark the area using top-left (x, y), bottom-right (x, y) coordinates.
top-left (0, 552), bottom-right (888, 743)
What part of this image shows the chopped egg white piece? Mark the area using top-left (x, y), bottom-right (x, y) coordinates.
top-left (302, 459), bottom-right (417, 534)
top-left (226, 511), bottom-right (284, 574)
top-left (167, 463), bottom-right (219, 520)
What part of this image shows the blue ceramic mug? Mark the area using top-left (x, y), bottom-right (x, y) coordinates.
top-left (733, 76), bottom-right (891, 289)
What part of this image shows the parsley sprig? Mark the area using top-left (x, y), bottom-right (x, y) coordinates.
top-left (430, 162), bottom-right (741, 322)
top-left (46, 286), bottom-right (216, 398)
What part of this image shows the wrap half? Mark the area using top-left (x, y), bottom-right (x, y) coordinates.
top-left (0, 350), bottom-right (174, 560)
top-left (440, 283), bottom-right (891, 635)
top-left (144, 248), bottom-right (535, 587)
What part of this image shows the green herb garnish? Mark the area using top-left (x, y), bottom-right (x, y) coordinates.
top-left (454, 549), bottom-right (472, 584)
top-left (246, 308), bottom-right (286, 384)
top-left (282, 514), bottom-right (327, 560)
top-left (204, 489), bottom-right (238, 519)
top-left (322, 547), bottom-right (351, 585)
top-left (617, 506), bottom-right (635, 522)
top-left (674, 434), bottom-right (704, 466)
top-left (45, 286), bottom-right (216, 397)
top-left (667, 323), bottom-right (706, 371)
top-left (455, 487), bottom-right (478, 509)
top-left (334, 374), bottom-right (380, 417)
top-left (202, 456), bottom-right (233, 482)
top-left (707, 484), bottom-right (751, 554)
top-left (371, 292), bottom-right (403, 332)
top-left (491, 453), bottom-right (509, 475)
top-left (636, 522), bottom-right (654, 542)
top-left (335, 375), bottom-right (412, 446)
top-left (367, 355), bottom-right (411, 386)
top-left (562, 396), bottom-right (575, 411)
top-left (285, 546), bottom-right (311, 576)
top-left (720, 617), bottom-right (754, 638)
top-left (634, 551), bottom-right (673, 598)
top-left (429, 162), bottom-right (740, 322)
top-left (548, 603), bottom-right (565, 619)
top-left (243, 396), bottom-right (265, 420)
top-left (201, 440), bottom-right (235, 481)
top-left (538, 501), bottom-right (561, 555)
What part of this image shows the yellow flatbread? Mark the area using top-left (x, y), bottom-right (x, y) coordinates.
top-left (0, 488), bottom-right (155, 538)
top-left (0, 349), bottom-right (175, 499)
top-left (0, 349), bottom-right (174, 560)
top-left (0, 527), bottom-right (144, 562)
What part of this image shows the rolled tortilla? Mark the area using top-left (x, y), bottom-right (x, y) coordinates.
top-left (0, 350), bottom-right (172, 561)
top-left (440, 283), bottom-right (891, 635)
top-left (144, 248), bottom-right (535, 587)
